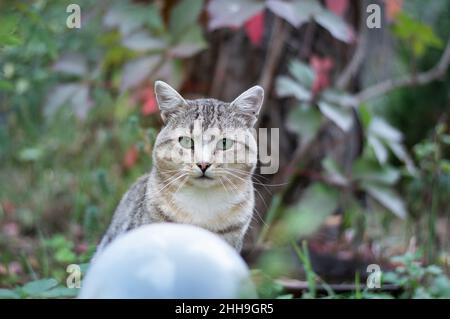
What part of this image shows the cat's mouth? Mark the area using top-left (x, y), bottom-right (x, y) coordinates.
top-left (196, 175), bottom-right (213, 180)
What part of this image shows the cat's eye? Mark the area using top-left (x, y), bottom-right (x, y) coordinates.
top-left (217, 138), bottom-right (234, 150)
top-left (179, 136), bottom-right (194, 149)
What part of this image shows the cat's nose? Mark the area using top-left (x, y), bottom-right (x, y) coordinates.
top-left (196, 162), bottom-right (211, 173)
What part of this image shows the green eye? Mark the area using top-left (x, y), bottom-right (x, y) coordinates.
top-left (218, 138), bottom-right (234, 150)
top-left (179, 136), bottom-right (194, 149)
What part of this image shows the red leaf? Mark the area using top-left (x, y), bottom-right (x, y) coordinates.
top-left (1, 200), bottom-right (16, 215)
top-left (325, 0), bottom-right (349, 16)
top-left (141, 86), bottom-right (158, 116)
top-left (123, 146), bottom-right (139, 169)
top-left (384, 0), bottom-right (403, 22)
top-left (244, 11), bottom-right (265, 46)
top-left (310, 55), bottom-right (334, 95)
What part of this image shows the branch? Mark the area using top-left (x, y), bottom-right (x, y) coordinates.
top-left (335, 0), bottom-right (370, 90)
top-left (256, 17), bottom-right (288, 128)
top-left (332, 38), bottom-right (450, 108)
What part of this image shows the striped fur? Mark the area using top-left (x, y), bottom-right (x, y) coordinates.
top-left (95, 82), bottom-right (263, 255)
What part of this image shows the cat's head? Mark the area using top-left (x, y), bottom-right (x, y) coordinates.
top-left (152, 81), bottom-right (263, 189)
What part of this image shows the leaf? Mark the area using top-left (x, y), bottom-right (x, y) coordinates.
top-left (0, 15), bottom-right (22, 47)
top-left (386, 141), bottom-right (417, 174)
top-left (44, 84), bottom-right (79, 118)
top-left (169, 0), bottom-right (204, 37)
top-left (393, 13), bottom-right (442, 57)
top-left (325, 0), bottom-right (349, 16)
top-left (362, 183), bottom-right (407, 218)
top-left (0, 289), bottom-right (20, 299)
top-left (18, 147), bottom-right (44, 162)
top-left (286, 105), bottom-right (322, 145)
top-left (368, 117), bottom-right (403, 143)
top-left (103, 3), bottom-right (161, 36)
top-left (169, 25), bottom-right (207, 58)
top-left (288, 60), bottom-right (314, 88)
top-left (122, 31), bottom-right (166, 52)
top-left (207, 0), bottom-right (265, 30)
top-left (317, 101), bottom-right (353, 131)
top-left (384, 0), bottom-right (403, 22)
top-left (22, 279), bottom-right (59, 296)
top-left (120, 56), bottom-right (160, 92)
top-left (352, 159), bottom-right (400, 185)
top-left (244, 11), bottom-right (265, 46)
top-left (273, 183), bottom-right (338, 242)
top-left (276, 76), bottom-right (311, 101)
top-left (267, 0), bottom-right (321, 27)
top-left (52, 53), bottom-right (87, 77)
top-left (368, 135), bottom-right (388, 164)
top-left (70, 84), bottom-right (93, 120)
top-left (322, 157), bottom-right (349, 186)
top-left (315, 10), bottom-right (354, 43)
top-left (267, 0), bottom-right (303, 27)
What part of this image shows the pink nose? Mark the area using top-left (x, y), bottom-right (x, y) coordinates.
top-left (197, 162), bottom-right (211, 173)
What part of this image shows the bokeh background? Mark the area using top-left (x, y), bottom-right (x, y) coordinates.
top-left (1, 0), bottom-right (450, 298)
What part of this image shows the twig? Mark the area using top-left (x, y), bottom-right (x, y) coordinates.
top-left (335, 0), bottom-right (370, 90)
top-left (332, 39), bottom-right (450, 108)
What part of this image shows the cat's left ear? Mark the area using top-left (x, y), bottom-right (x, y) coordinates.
top-left (230, 86), bottom-right (264, 126)
top-left (154, 80), bottom-right (187, 123)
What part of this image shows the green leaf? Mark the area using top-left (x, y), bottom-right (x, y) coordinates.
top-left (352, 159), bottom-right (400, 185)
top-left (22, 279), bottom-right (59, 296)
top-left (18, 147), bottom-right (44, 162)
top-left (276, 76), bottom-right (311, 101)
top-left (120, 56), bottom-right (160, 92)
top-left (274, 183), bottom-right (338, 242)
top-left (322, 157), bottom-right (348, 186)
top-left (169, 25), bottom-right (207, 58)
top-left (368, 135), bottom-right (388, 164)
top-left (122, 31), bottom-right (166, 52)
top-left (362, 183), bottom-right (407, 218)
top-left (317, 101), bottom-right (353, 131)
top-left (393, 13), bottom-right (442, 57)
top-left (208, 0), bottom-right (264, 30)
top-left (0, 80), bottom-right (14, 91)
top-left (368, 117), bottom-right (403, 143)
top-left (358, 104), bottom-right (372, 129)
top-left (268, 0), bottom-right (321, 27)
top-left (315, 10), bottom-right (353, 43)
top-left (169, 0), bottom-right (203, 38)
top-left (286, 104), bottom-right (322, 145)
top-left (288, 60), bottom-right (314, 88)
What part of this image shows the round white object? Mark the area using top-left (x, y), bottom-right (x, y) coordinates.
top-left (79, 223), bottom-right (256, 298)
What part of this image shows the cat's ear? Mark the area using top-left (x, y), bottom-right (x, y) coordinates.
top-left (230, 86), bottom-right (264, 126)
top-left (154, 80), bottom-right (187, 123)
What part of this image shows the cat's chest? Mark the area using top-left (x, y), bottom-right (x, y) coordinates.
top-left (170, 187), bottom-right (243, 221)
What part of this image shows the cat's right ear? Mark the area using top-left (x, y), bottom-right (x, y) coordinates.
top-left (154, 81), bottom-right (187, 123)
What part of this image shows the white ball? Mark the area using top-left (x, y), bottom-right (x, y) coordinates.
top-left (79, 223), bottom-right (256, 298)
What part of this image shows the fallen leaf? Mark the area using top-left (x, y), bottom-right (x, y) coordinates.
top-left (244, 11), bottom-right (265, 46)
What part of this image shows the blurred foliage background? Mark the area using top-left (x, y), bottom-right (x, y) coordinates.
top-left (0, 0), bottom-right (450, 298)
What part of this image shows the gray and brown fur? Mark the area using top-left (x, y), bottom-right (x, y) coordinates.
top-left (95, 81), bottom-right (263, 256)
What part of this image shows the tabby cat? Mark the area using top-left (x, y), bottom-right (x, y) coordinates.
top-left (95, 81), bottom-right (263, 254)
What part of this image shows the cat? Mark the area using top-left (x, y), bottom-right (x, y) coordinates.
top-left (95, 81), bottom-right (263, 255)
